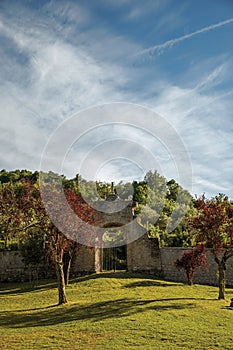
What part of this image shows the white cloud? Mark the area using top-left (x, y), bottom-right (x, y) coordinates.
top-left (146, 63), bottom-right (233, 197)
top-left (0, 6), bottom-right (136, 173)
top-left (0, 1), bottom-right (233, 199)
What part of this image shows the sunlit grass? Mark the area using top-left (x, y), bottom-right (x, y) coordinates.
top-left (0, 272), bottom-right (233, 349)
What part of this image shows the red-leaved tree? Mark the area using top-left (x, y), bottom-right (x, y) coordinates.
top-left (9, 179), bottom-right (98, 305)
top-left (174, 245), bottom-right (207, 285)
top-left (189, 195), bottom-right (233, 299)
top-left (41, 186), bottom-right (97, 304)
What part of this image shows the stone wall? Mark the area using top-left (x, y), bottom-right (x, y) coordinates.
top-left (72, 244), bottom-right (101, 275)
top-left (126, 234), bottom-right (233, 286)
top-left (160, 247), bottom-right (233, 286)
top-left (127, 235), bottom-right (233, 286)
top-left (0, 251), bottom-right (53, 282)
top-left (0, 251), bottom-right (25, 282)
top-left (1, 244), bottom-right (233, 286)
top-left (0, 246), bottom-right (101, 282)
top-left (127, 235), bottom-right (162, 275)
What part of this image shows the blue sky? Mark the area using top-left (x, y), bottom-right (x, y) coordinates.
top-left (0, 0), bottom-right (233, 198)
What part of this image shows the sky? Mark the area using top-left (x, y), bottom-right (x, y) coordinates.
top-left (0, 0), bottom-right (233, 198)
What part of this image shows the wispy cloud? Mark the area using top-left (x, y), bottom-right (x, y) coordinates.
top-left (139, 17), bottom-right (233, 56)
top-left (148, 62), bottom-right (233, 198)
top-left (0, 0), bottom-right (233, 199)
top-left (0, 5), bottom-right (134, 173)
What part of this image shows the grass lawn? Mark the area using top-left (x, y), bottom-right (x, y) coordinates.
top-left (0, 272), bottom-right (233, 350)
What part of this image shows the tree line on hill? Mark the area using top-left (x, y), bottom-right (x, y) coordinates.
top-left (0, 168), bottom-right (194, 249)
top-left (0, 168), bottom-right (232, 302)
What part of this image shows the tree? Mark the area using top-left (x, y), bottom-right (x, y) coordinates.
top-left (39, 184), bottom-right (97, 304)
top-left (19, 227), bottom-right (47, 283)
top-left (189, 195), bottom-right (233, 299)
top-left (174, 245), bottom-right (207, 285)
top-left (96, 181), bottom-right (112, 199)
top-left (0, 179), bottom-right (39, 249)
top-left (62, 242), bottom-right (78, 286)
top-left (0, 182), bottom-right (20, 248)
top-left (0, 175), bottom-right (97, 305)
top-left (115, 181), bottom-right (133, 200)
top-left (132, 180), bottom-right (148, 206)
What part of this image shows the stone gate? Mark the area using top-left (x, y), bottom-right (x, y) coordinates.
top-left (73, 187), bottom-right (161, 274)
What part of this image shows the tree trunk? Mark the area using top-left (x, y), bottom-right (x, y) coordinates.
top-left (4, 234), bottom-right (9, 249)
top-left (63, 252), bottom-right (72, 286)
top-left (63, 244), bottom-right (77, 285)
top-left (56, 260), bottom-right (67, 305)
top-left (187, 269), bottom-right (194, 286)
top-left (218, 262), bottom-right (226, 300)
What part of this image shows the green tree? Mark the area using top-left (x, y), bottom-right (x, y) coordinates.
top-left (115, 181), bottom-right (133, 200)
top-left (96, 181), bottom-right (112, 199)
top-left (0, 182), bottom-right (19, 248)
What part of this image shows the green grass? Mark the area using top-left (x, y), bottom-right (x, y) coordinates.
top-left (0, 272), bottom-right (233, 350)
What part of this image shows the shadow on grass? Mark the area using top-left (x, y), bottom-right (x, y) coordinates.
top-left (0, 297), bottom-right (196, 328)
top-left (71, 271), bottom-right (147, 283)
top-left (0, 272), bottom-right (183, 295)
top-left (70, 272), bottom-right (181, 287)
top-left (123, 280), bottom-right (181, 288)
top-left (0, 280), bottom-right (57, 295)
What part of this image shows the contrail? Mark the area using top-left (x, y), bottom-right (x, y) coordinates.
top-left (139, 17), bottom-right (233, 56)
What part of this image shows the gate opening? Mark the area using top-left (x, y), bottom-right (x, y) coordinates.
top-left (102, 245), bottom-right (127, 271)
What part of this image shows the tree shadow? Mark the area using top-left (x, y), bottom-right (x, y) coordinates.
top-left (70, 272), bottom-right (181, 287)
top-left (71, 271), bottom-right (143, 282)
top-left (123, 280), bottom-right (181, 288)
top-left (0, 280), bottom-right (57, 295)
top-left (225, 290), bottom-right (233, 297)
top-left (0, 272), bottom-right (182, 294)
top-left (221, 306), bottom-right (233, 310)
top-left (0, 298), bottom-right (196, 329)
